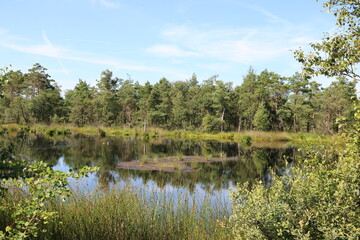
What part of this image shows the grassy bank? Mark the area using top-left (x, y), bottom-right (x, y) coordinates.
top-left (0, 185), bottom-right (232, 240)
top-left (1, 123), bottom-right (341, 145)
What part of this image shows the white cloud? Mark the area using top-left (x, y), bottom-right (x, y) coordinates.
top-left (146, 45), bottom-right (199, 58)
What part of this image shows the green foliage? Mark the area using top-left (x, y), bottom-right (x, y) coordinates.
top-left (283, 72), bottom-right (316, 132)
top-left (66, 80), bottom-right (95, 127)
top-left (231, 0), bottom-right (360, 238)
top-left (0, 163), bottom-right (98, 240)
top-left (230, 102), bottom-right (360, 239)
top-left (0, 63), bottom-right (356, 134)
top-left (95, 70), bottom-right (121, 126)
top-left (98, 129), bottom-right (106, 137)
top-left (240, 135), bottom-right (252, 146)
top-left (202, 113), bottom-right (223, 133)
top-left (171, 81), bottom-right (189, 129)
top-left (294, 0), bottom-right (360, 80)
top-left (0, 67), bottom-right (9, 98)
top-left (313, 77), bottom-right (357, 133)
top-left (148, 77), bottom-right (173, 128)
top-left (253, 102), bottom-right (272, 131)
top-left (0, 64), bottom-right (64, 125)
top-left (46, 128), bottom-right (56, 137)
top-left (0, 129), bottom-right (98, 239)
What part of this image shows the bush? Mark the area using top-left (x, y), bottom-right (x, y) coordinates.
top-left (98, 129), bottom-right (106, 138)
top-left (65, 129), bottom-right (71, 135)
top-left (0, 128), bottom-right (98, 239)
top-left (240, 135), bottom-right (252, 146)
top-left (46, 128), bottom-right (56, 137)
top-left (229, 103), bottom-right (360, 239)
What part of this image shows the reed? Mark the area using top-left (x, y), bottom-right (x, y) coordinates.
top-left (0, 183), bottom-right (231, 239)
top-left (37, 185), bottom-right (232, 240)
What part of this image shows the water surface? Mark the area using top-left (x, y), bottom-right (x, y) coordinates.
top-left (18, 135), bottom-right (298, 208)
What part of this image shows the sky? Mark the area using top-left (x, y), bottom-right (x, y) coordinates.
top-left (0, 0), bottom-right (339, 92)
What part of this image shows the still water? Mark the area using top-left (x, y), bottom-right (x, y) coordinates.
top-left (18, 135), bottom-right (298, 208)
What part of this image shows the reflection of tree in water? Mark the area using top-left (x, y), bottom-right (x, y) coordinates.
top-left (17, 136), bottom-right (64, 166)
top-left (146, 139), bottom-right (239, 158)
top-left (116, 147), bottom-right (296, 192)
top-left (19, 136), bottom-right (297, 192)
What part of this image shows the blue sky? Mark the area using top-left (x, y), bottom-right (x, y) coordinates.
top-left (0, 0), bottom-right (337, 91)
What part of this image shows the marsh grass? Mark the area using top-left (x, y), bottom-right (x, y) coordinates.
top-left (205, 154), bottom-right (213, 161)
top-left (140, 155), bottom-right (149, 163)
top-left (175, 153), bottom-right (185, 162)
top-left (219, 151), bottom-right (227, 160)
top-left (29, 185), bottom-right (231, 240)
top-left (1, 124), bottom-right (339, 146)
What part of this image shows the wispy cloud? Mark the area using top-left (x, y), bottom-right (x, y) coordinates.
top-left (144, 2), bottom-right (325, 67)
top-left (243, 4), bottom-right (291, 26)
top-left (42, 31), bottom-right (69, 74)
top-left (290, 36), bottom-right (320, 45)
top-left (199, 62), bottom-right (232, 71)
top-left (146, 8), bottom-right (322, 66)
top-left (0, 30), bottom-right (164, 73)
top-left (146, 44), bottom-right (199, 58)
top-left (3, 41), bottom-right (61, 58)
top-left (90, 0), bottom-right (120, 9)
top-left (147, 25), bottom-right (295, 65)
top-left (66, 55), bottom-right (164, 72)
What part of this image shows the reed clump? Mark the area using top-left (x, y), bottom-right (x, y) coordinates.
top-left (35, 185), bottom-right (232, 240)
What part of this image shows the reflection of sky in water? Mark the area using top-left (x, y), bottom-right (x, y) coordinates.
top-left (53, 156), bottom-right (100, 195)
top-left (53, 155), bottom-right (232, 212)
top-left (21, 136), bottom-right (297, 212)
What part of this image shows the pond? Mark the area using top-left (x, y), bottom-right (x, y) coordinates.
top-left (17, 135), bottom-right (299, 209)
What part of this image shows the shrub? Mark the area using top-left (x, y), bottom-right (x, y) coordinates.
top-left (46, 128), bottom-right (56, 137)
top-left (229, 103), bottom-right (360, 239)
top-left (64, 129), bottom-right (71, 135)
top-left (0, 129), bottom-right (98, 239)
top-left (98, 129), bottom-right (106, 138)
top-left (240, 135), bottom-right (252, 146)
top-left (143, 132), bottom-right (150, 141)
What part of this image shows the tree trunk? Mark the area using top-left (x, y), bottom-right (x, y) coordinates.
top-left (221, 108), bottom-right (225, 132)
top-left (143, 121), bottom-right (147, 132)
top-left (238, 117), bottom-right (242, 132)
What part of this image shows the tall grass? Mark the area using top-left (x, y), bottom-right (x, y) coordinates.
top-left (1, 184), bottom-right (232, 240)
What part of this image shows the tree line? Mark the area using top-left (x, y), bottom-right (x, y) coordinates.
top-left (0, 63), bottom-right (357, 134)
